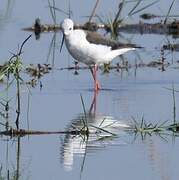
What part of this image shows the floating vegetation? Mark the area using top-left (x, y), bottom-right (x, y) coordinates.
top-left (132, 84), bottom-right (179, 138)
top-left (132, 116), bottom-right (165, 135)
top-left (22, 18), bottom-right (60, 36)
top-left (140, 13), bottom-right (179, 20)
top-left (163, 43), bottom-right (179, 52)
top-left (140, 13), bottom-right (159, 20)
top-left (132, 117), bottom-right (179, 138)
top-left (25, 63), bottom-right (52, 88)
top-left (26, 64), bottom-right (52, 78)
top-left (58, 57), bottom-right (172, 75)
top-left (23, 17), bottom-right (179, 39)
top-left (22, 0), bottom-right (179, 41)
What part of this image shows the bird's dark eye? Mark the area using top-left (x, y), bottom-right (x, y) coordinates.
top-left (69, 27), bottom-right (72, 30)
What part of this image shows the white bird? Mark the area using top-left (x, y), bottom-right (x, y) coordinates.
top-left (60, 18), bottom-right (141, 91)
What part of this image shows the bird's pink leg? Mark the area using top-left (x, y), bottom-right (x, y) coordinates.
top-left (90, 64), bottom-right (101, 92)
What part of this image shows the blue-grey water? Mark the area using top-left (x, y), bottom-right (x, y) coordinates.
top-left (0, 0), bottom-right (179, 180)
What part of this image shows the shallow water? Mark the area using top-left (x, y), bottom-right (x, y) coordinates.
top-left (0, 0), bottom-right (179, 180)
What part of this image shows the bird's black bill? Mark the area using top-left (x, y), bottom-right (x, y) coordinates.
top-left (60, 34), bottom-right (65, 53)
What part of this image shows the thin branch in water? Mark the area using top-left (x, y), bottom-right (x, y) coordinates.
top-left (15, 68), bottom-right (21, 130)
top-left (129, 0), bottom-right (159, 16)
top-left (164, 0), bottom-right (176, 24)
top-left (46, 33), bottom-right (57, 66)
top-left (18, 34), bottom-right (32, 56)
top-left (113, 0), bottom-right (125, 25)
top-left (48, 0), bottom-right (56, 23)
top-left (128, 0), bottom-right (142, 16)
top-left (15, 35), bottom-right (32, 129)
top-left (172, 84), bottom-right (176, 124)
top-left (27, 92), bottom-right (31, 131)
top-left (52, 0), bottom-right (56, 23)
top-left (88, 0), bottom-right (100, 22)
top-left (47, 6), bottom-right (69, 16)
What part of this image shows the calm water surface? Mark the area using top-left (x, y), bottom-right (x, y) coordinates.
top-left (0, 0), bottom-right (179, 180)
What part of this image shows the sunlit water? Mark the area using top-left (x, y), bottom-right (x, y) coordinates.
top-left (0, 0), bottom-right (179, 180)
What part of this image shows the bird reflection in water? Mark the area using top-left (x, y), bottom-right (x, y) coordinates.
top-left (60, 91), bottom-right (130, 171)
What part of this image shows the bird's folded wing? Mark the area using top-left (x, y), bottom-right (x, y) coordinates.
top-left (86, 31), bottom-right (141, 50)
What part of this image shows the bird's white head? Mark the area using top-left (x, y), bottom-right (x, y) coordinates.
top-left (60, 18), bottom-right (74, 36)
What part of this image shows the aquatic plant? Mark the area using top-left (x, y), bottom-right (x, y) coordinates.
top-left (131, 85), bottom-right (179, 138)
top-left (0, 35), bottom-right (32, 129)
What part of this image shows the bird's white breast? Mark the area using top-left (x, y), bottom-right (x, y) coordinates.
top-left (65, 30), bottom-right (112, 65)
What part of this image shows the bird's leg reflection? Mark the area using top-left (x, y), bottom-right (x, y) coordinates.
top-left (61, 91), bottom-right (131, 171)
top-left (16, 137), bottom-right (21, 180)
top-left (89, 89), bottom-right (98, 114)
